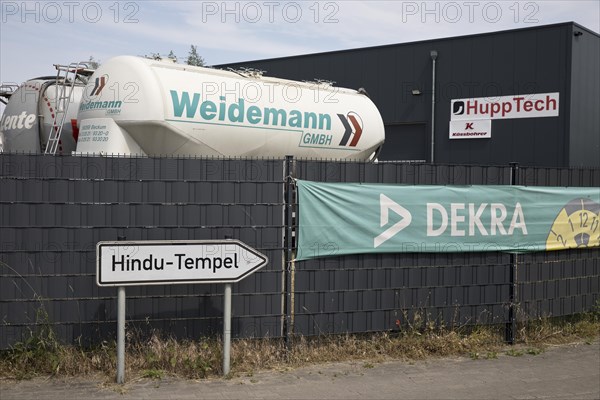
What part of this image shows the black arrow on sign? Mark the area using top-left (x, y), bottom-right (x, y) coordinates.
top-left (338, 114), bottom-right (352, 146)
top-left (90, 77), bottom-right (100, 96)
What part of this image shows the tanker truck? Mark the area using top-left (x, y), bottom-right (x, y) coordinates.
top-left (75, 56), bottom-right (385, 160)
top-left (0, 63), bottom-right (94, 154)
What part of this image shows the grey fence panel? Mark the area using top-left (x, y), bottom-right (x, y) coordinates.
top-left (518, 249), bottom-right (600, 319)
top-left (293, 162), bottom-right (511, 335)
top-left (515, 166), bottom-right (600, 321)
top-left (291, 161), bottom-right (599, 336)
top-left (296, 162), bottom-right (512, 185)
top-left (518, 166), bottom-right (600, 187)
top-left (0, 154), bottom-right (285, 349)
top-left (1, 155), bottom-right (598, 349)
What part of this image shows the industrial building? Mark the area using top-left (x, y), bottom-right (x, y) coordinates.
top-left (219, 22), bottom-right (600, 167)
top-left (1, 23), bottom-right (599, 351)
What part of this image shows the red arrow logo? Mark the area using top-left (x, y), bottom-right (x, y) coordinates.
top-left (348, 114), bottom-right (363, 147)
top-left (338, 112), bottom-right (364, 147)
top-left (90, 75), bottom-right (108, 96)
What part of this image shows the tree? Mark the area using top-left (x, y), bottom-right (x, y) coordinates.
top-left (186, 45), bottom-right (205, 66)
top-left (87, 56), bottom-right (100, 69)
top-left (167, 50), bottom-right (177, 63)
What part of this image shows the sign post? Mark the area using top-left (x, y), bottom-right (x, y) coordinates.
top-left (96, 240), bottom-right (268, 383)
top-left (116, 286), bottom-right (125, 384)
top-left (223, 283), bottom-right (232, 375)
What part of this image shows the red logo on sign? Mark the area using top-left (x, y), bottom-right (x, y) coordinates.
top-left (465, 123), bottom-right (474, 130)
top-left (338, 112), bottom-right (363, 147)
top-left (90, 75), bottom-right (108, 96)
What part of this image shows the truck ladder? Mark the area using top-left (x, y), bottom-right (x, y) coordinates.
top-left (0, 83), bottom-right (19, 105)
top-left (44, 62), bottom-right (94, 155)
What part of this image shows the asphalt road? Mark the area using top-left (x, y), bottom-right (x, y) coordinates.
top-left (1, 341), bottom-right (599, 399)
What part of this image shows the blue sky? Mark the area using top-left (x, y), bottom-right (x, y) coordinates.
top-left (1, 0), bottom-right (599, 86)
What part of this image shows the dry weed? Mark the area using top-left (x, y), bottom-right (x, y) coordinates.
top-left (1, 312), bottom-right (597, 381)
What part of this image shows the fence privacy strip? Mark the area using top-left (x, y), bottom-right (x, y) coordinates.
top-left (296, 180), bottom-right (600, 260)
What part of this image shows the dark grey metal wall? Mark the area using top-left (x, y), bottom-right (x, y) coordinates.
top-left (568, 24), bottom-right (600, 167)
top-left (218, 22), bottom-right (600, 168)
top-left (1, 155), bottom-right (599, 349)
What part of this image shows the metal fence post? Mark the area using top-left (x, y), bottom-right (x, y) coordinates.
top-left (283, 156), bottom-right (295, 347)
top-left (507, 163), bottom-right (519, 344)
top-left (116, 235), bottom-right (127, 383)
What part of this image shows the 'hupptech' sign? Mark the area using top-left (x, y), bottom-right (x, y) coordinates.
top-left (296, 181), bottom-right (600, 260)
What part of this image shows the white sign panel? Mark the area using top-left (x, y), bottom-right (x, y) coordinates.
top-left (97, 240), bottom-right (268, 286)
top-left (449, 119), bottom-right (492, 139)
top-left (451, 92), bottom-right (559, 121)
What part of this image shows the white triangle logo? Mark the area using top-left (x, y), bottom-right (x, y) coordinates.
top-left (374, 194), bottom-right (412, 248)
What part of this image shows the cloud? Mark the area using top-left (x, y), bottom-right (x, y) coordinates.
top-left (0, 0), bottom-right (598, 85)
top-left (161, 1), bottom-right (600, 62)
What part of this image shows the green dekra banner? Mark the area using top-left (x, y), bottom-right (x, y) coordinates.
top-left (296, 180), bottom-right (600, 260)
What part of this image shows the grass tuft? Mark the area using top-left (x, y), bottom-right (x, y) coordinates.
top-left (1, 310), bottom-right (598, 381)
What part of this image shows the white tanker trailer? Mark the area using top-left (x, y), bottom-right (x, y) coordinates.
top-left (0, 73), bottom-right (88, 154)
top-left (76, 56), bottom-right (385, 160)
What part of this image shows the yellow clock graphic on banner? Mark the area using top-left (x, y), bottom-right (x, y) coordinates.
top-left (546, 198), bottom-right (600, 250)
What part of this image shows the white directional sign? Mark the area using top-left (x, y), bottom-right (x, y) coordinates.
top-left (97, 240), bottom-right (268, 286)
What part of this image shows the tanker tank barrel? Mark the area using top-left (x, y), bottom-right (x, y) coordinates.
top-left (74, 55), bottom-right (385, 160)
